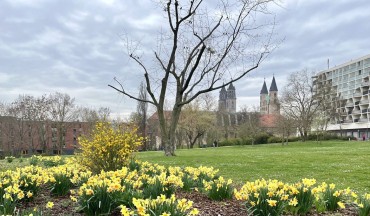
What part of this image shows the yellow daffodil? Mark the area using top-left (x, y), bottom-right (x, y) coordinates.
top-left (337, 201), bottom-right (345, 209)
top-left (267, 199), bottom-right (277, 207)
top-left (46, 201), bottom-right (54, 209)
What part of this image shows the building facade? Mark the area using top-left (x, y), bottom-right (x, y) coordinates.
top-left (312, 54), bottom-right (370, 138)
top-left (0, 116), bottom-right (91, 156)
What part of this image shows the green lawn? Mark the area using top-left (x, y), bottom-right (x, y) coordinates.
top-left (138, 140), bottom-right (370, 192)
top-left (0, 157), bottom-right (30, 172)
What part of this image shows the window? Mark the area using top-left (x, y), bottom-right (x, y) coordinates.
top-left (53, 150), bottom-right (61, 155)
top-left (359, 70), bottom-right (362, 75)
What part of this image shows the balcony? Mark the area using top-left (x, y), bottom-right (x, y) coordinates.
top-left (352, 110), bottom-right (361, 114)
top-left (346, 102), bottom-right (354, 107)
top-left (360, 99), bottom-right (369, 104)
top-left (355, 101), bottom-right (360, 105)
top-left (359, 118), bottom-right (369, 123)
top-left (339, 111), bottom-right (347, 116)
top-left (362, 81), bottom-right (370, 87)
top-left (362, 109), bottom-right (368, 113)
top-left (343, 120), bottom-right (353, 123)
top-left (353, 92), bottom-right (362, 97)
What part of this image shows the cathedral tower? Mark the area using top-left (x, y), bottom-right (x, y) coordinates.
top-left (218, 86), bottom-right (227, 112)
top-left (260, 80), bottom-right (268, 114)
top-left (226, 83), bottom-right (236, 113)
top-left (268, 76), bottom-right (280, 114)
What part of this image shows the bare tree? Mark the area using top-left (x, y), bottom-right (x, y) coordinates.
top-left (238, 106), bottom-right (262, 145)
top-left (6, 95), bottom-right (32, 155)
top-left (49, 92), bottom-right (77, 153)
top-left (136, 82), bottom-right (148, 150)
top-left (97, 107), bottom-right (111, 121)
top-left (274, 114), bottom-right (296, 144)
top-left (179, 99), bottom-right (214, 148)
top-left (110, 0), bottom-right (278, 156)
top-left (281, 69), bottom-right (320, 141)
top-left (18, 95), bottom-right (52, 154)
top-left (0, 102), bottom-right (5, 115)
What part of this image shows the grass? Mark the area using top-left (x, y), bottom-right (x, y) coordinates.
top-left (0, 157), bottom-right (30, 172)
top-left (138, 140), bottom-right (370, 192)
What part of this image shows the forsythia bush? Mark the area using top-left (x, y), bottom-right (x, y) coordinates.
top-left (78, 122), bottom-right (143, 173)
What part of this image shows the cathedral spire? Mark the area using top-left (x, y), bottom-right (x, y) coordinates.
top-left (260, 80), bottom-right (268, 94)
top-left (269, 76), bottom-right (278, 92)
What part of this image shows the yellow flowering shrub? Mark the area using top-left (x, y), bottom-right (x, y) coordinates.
top-left (78, 122), bottom-right (143, 173)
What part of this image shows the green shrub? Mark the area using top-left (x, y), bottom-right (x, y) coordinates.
top-left (288, 136), bottom-right (301, 142)
top-left (50, 173), bottom-right (74, 196)
top-left (219, 138), bottom-right (252, 147)
top-left (218, 139), bottom-right (233, 147)
top-left (267, 136), bottom-right (282, 144)
top-left (5, 156), bottom-right (15, 163)
top-left (29, 155), bottom-right (39, 166)
top-left (341, 136), bottom-right (356, 141)
top-left (254, 133), bottom-right (271, 144)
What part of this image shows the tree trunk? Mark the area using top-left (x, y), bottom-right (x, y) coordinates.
top-left (158, 106), bottom-right (182, 156)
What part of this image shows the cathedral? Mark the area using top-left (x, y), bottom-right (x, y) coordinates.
top-left (217, 77), bottom-right (280, 115)
top-left (216, 77), bottom-right (280, 138)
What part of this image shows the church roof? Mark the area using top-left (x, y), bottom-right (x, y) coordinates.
top-left (260, 114), bottom-right (279, 128)
top-left (227, 83), bottom-right (235, 90)
top-left (269, 76), bottom-right (278, 91)
top-left (220, 86), bottom-right (227, 92)
top-left (260, 80), bottom-right (268, 94)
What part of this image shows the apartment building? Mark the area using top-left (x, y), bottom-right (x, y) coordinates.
top-left (0, 116), bottom-right (91, 156)
top-left (313, 54), bottom-right (370, 138)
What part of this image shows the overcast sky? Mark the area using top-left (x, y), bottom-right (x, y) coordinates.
top-left (1, 0), bottom-right (370, 118)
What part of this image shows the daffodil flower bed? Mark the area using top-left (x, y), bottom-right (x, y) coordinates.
top-left (1, 156), bottom-right (370, 215)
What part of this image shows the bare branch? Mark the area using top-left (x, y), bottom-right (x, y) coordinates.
top-left (108, 78), bottom-right (155, 105)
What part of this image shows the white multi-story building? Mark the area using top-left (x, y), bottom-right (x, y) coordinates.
top-left (313, 54), bottom-right (370, 138)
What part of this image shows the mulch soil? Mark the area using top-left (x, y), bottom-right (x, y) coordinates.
top-left (17, 187), bottom-right (358, 215)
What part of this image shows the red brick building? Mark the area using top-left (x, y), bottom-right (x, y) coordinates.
top-left (0, 116), bottom-right (91, 156)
